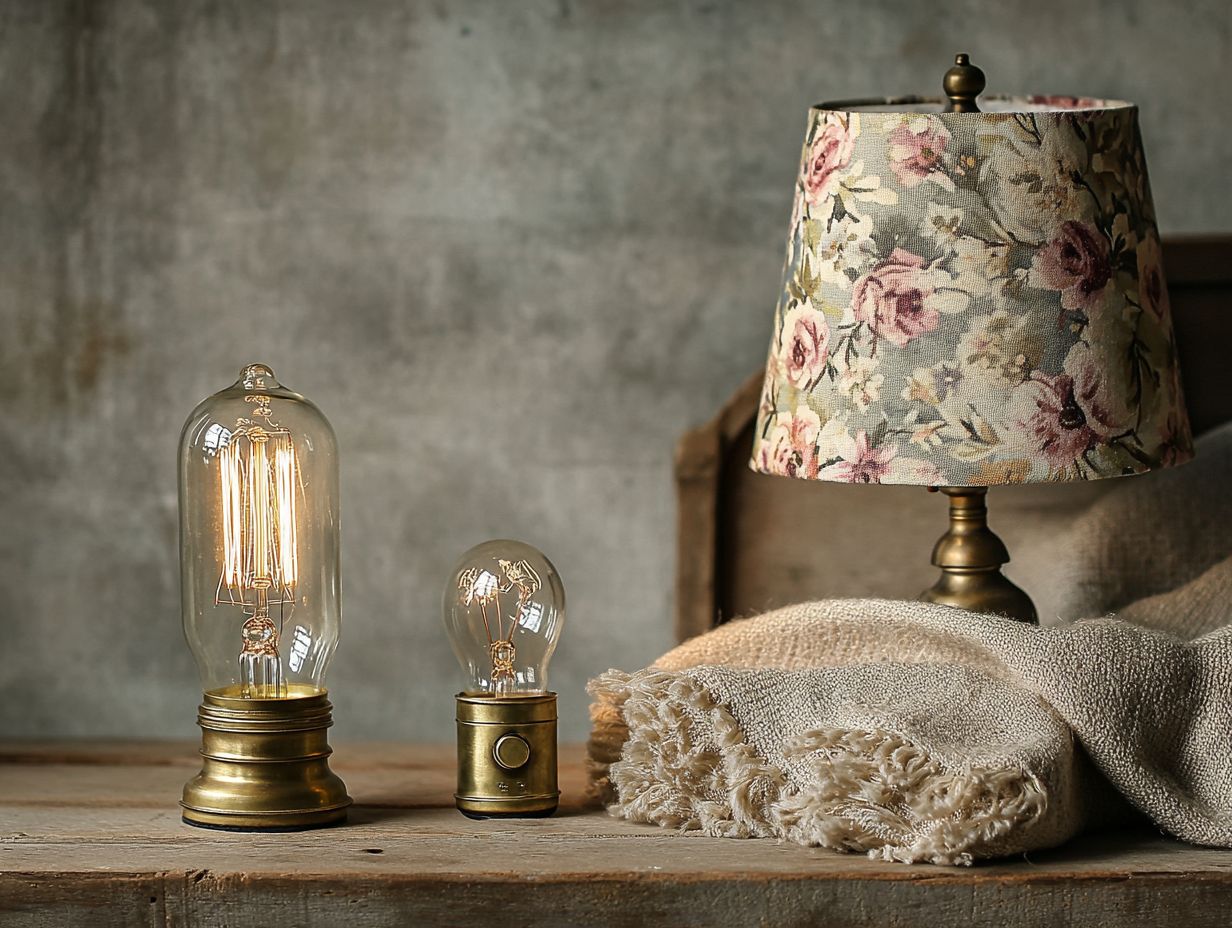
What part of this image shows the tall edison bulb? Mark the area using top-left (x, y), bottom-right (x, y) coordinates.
top-left (443, 540), bottom-right (565, 697)
top-left (178, 363), bottom-right (340, 700)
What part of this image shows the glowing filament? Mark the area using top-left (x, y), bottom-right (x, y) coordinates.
top-left (217, 425), bottom-right (300, 698)
top-left (456, 558), bottom-right (544, 693)
top-left (220, 442), bottom-right (242, 587)
top-left (275, 437), bottom-right (298, 587)
top-left (248, 438), bottom-right (272, 584)
top-left (218, 429), bottom-right (299, 600)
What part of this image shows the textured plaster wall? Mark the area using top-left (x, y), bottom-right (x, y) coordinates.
top-left (1, 0), bottom-right (1229, 742)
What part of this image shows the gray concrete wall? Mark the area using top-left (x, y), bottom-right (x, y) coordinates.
top-left (1, 0), bottom-right (1229, 743)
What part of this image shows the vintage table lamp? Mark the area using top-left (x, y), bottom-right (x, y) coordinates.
top-left (444, 540), bottom-right (565, 817)
top-left (178, 363), bottom-right (351, 829)
top-left (751, 56), bottom-right (1193, 623)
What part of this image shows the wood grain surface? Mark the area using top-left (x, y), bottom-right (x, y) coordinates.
top-left (2, 741), bottom-right (1231, 926)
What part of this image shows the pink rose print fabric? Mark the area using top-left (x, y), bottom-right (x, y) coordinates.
top-left (752, 97), bottom-right (1192, 485)
top-left (852, 249), bottom-right (943, 347)
top-left (802, 115), bottom-right (856, 207)
top-left (887, 120), bottom-right (953, 189)
top-left (777, 300), bottom-right (830, 389)
top-left (1030, 221), bottom-right (1113, 311)
top-left (831, 430), bottom-right (897, 483)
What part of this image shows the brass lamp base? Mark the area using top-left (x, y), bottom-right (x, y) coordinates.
top-left (919, 486), bottom-right (1038, 624)
top-left (455, 692), bottom-right (559, 818)
top-left (181, 686), bottom-right (352, 831)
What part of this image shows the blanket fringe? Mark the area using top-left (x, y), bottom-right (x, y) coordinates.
top-left (587, 668), bottom-right (1048, 866)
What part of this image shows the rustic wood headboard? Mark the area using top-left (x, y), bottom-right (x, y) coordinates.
top-left (674, 237), bottom-right (1232, 642)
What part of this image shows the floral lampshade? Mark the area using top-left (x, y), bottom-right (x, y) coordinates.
top-left (751, 96), bottom-right (1193, 486)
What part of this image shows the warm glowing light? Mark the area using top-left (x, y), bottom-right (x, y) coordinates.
top-left (219, 429), bottom-right (299, 597)
top-left (216, 422), bottom-right (300, 697)
top-left (275, 439), bottom-right (298, 587)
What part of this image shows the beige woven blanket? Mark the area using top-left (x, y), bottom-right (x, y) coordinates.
top-left (588, 424), bottom-right (1232, 865)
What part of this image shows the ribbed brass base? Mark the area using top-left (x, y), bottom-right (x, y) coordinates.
top-left (919, 486), bottom-right (1038, 624)
top-left (455, 692), bottom-right (558, 818)
top-left (181, 686), bottom-right (352, 831)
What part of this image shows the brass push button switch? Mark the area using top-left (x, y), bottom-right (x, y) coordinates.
top-left (492, 733), bottom-right (531, 770)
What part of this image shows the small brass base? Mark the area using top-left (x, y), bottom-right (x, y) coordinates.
top-left (919, 486), bottom-right (1038, 624)
top-left (181, 686), bottom-right (352, 831)
top-left (455, 692), bottom-right (558, 818)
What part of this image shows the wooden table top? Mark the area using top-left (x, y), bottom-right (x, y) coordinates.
top-left (2, 740), bottom-right (1231, 927)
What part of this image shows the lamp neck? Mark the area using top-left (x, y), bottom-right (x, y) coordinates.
top-left (930, 486), bottom-right (1008, 567)
top-left (919, 486), bottom-right (1038, 624)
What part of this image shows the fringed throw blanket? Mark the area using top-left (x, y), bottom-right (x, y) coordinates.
top-left (588, 426), bottom-right (1232, 865)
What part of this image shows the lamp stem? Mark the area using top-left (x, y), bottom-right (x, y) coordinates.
top-left (918, 487), bottom-right (1038, 624)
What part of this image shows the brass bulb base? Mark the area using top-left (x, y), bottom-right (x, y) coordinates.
top-left (455, 692), bottom-right (559, 818)
top-left (181, 685), bottom-right (352, 831)
top-left (919, 486), bottom-right (1038, 624)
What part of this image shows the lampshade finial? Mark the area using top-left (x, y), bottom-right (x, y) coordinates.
top-left (943, 53), bottom-right (985, 112)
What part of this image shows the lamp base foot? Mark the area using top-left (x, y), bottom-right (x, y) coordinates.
top-left (920, 569), bottom-right (1038, 624)
top-left (455, 692), bottom-right (559, 819)
top-left (181, 687), bottom-right (352, 832)
top-left (456, 802), bottom-right (560, 820)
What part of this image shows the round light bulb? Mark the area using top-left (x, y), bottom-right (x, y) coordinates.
top-left (178, 363), bottom-right (341, 699)
top-left (443, 540), bottom-right (565, 697)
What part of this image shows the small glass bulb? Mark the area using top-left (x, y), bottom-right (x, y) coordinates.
top-left (443, 540), bottom-right (565, 697)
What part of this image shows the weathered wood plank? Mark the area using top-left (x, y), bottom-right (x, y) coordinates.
top-left (4, 865), bottom-right (1232, 928)
top-left (3, 742), bottom-right (1232, 927)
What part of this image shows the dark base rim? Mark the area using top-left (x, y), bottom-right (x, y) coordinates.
top-left (181, 813), bottom-right (348, 833)
top-left (457, 804), bottom-right (558, 820)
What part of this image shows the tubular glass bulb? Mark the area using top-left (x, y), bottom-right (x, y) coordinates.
top-left (178, 363), bottom-right (341, 699)
top-left (443, 540), bottom-right (565, 697)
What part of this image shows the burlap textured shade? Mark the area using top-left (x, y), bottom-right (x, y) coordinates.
top-left (750, 96), bottom-right (1193, 487)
